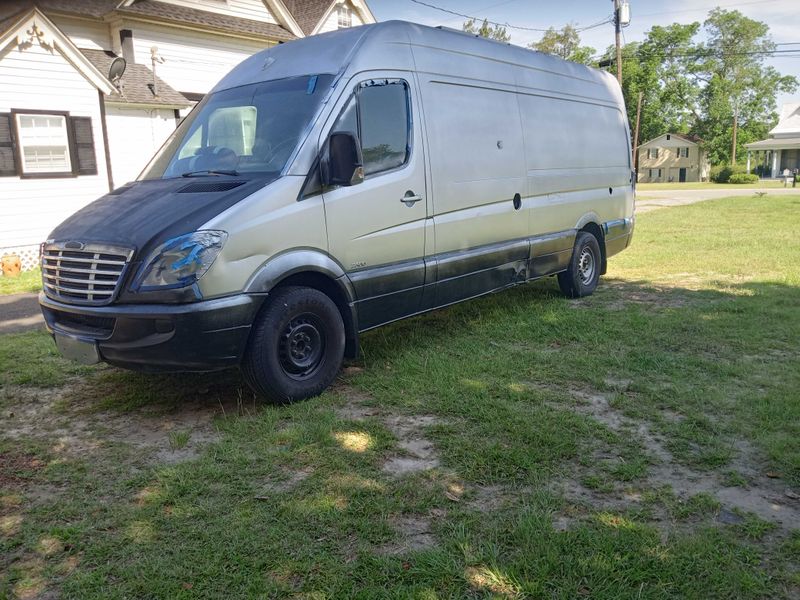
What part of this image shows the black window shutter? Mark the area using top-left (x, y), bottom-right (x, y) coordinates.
top-left (69, 116), bottom-right (98, 176)
top-left (0, 113), bottom-right (17, 176)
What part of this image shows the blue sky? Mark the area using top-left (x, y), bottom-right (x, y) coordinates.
top-left (368, 0), bottom-right (799, 108)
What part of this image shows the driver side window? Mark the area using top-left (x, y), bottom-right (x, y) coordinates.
top-left (331, 80), bottom-right (411, 177)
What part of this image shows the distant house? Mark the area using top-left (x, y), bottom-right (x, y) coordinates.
top-left (745, 101), bottom-right (800, 178)
top-left (0, 0), bottom-right (375, 271)
top-left (637, 133), bottom-right (709, 183)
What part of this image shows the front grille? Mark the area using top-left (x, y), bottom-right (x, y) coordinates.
top-left (42, 243), bottom-right (133, 306)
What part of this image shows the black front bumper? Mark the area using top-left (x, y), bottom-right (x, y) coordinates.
top-left (39, 293), bottom-right (266, 372)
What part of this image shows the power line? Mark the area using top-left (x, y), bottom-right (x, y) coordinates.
top-left (407, 0), bottom-right (611, 33)
top-left (592, 47), bottom-right (800, 64)
top-left (635, 0), bottom-right (788, 18)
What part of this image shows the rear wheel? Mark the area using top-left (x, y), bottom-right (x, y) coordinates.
top-left (558, 231), bottom-right (602, 298)
top-left (242, 286), bottom-right (345, 403)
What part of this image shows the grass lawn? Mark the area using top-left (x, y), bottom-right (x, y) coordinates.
top-left (637, 180), bottom-right (790, 191)
top-left (1, 195), bottom-right (799, 598)
top-left (0, 267), bottom-right (41, 295)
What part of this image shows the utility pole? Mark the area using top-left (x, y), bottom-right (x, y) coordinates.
top-left (731, 104), bottom-right (739, 165)
top-left (614, 0), bottom-right (622, 84)
top-left (632, 91), bottom-right (643, 170)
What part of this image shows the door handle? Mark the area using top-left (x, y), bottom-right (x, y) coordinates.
top-left (401, 191), bottom-right (423, 206)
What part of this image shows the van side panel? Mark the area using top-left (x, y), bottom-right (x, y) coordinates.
top-left (421, 79), bottom-right (529, 306)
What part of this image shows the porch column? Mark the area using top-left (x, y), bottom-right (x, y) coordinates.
top-left (772, 150), bottom-right (779, 178)
top-left (746, 151), bottom-right (751, 173)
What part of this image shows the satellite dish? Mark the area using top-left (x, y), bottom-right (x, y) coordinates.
top-left (108, 56), bottom-right (126, 85)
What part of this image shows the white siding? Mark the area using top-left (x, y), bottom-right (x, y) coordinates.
top-left (317, 2), bottom-right (365, 34)
top-left (50, 17), bottom-right (112, 50)
top-left (153, 0), bottom-right (277, 23)
top-left (105, 106), bottom-right (176, 186)
top-left (130, 23), bottom-right (269, 94)
top-left (0, 44), bottom-right (110, 250)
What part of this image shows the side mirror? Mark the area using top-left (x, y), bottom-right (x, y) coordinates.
top-left (325, 131), bottom-right (364, 187)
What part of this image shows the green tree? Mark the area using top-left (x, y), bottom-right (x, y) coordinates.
top-left (462, 18), bottom-right (510, 42)
top-left (602, 23), bottom-right (701, 153)
top-left (529, 24), bottom-right (595, 64)
top-left (694, 9), bottom-right (797, 165)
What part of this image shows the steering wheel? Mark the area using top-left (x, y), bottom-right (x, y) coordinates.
top-left (194, 145), bottom-right (238, 171)
top-left (260, 138), bottom-right (298, 169)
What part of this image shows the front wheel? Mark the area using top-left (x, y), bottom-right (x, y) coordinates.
top-left (242, 286), bottom-right (345, 404)
top-left (558, 231), bottom-right (602, 298)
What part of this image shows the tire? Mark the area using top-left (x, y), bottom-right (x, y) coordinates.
top-left (558, 231), bottom-right (602, 298)
top-left (242, 286), bottom-right (345, 404)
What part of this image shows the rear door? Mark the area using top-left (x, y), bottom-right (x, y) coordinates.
top-left (321, 74), bottom-right (428, 330)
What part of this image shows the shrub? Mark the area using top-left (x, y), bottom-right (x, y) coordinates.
top-left (728, 173), bottom-right (759, 184)
top-left (710, 164), bottom-right (748, 183)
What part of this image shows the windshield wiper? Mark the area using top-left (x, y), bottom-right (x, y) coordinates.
top-left (181, 169), bottom-right (239, 177)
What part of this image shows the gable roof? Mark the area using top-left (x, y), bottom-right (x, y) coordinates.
top-left (0, 7), bottom-right (115, 95)
top-left (769, 102), bottom-right (800, 137)
top-left (117, 1), bottom-right (295, 41)
top-left (81, 48), bottom-right (190, 107)
top-left (0, 0), bottom-right (296, 42)
top-left (281, 0), bottom-right (331, 35)
top-left (282, 0), bottom-right (375, 35)
top-left (640, 133), bottom-right (702, 147)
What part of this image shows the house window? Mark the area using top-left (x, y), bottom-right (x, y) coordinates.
top-left (0, 111), bottom-right (98, 178)
top-left (15, 114), bottom-right (71, 174)
top-left (678, 147), bottom-right (689, 158)
top-left (337, 5), bottom-right (352, 28)
top-left (648, 148), bottom-right (659, 159)
top-left (649, 168), bottom-right (662, 179)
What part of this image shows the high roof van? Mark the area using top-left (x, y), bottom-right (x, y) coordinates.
top-left (39, 21), bottom-right (635, 403)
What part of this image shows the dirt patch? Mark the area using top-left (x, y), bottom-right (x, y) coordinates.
top-left (551, 386), bottom-right (800, 530)
top-left (1, 378), bottom-right (226, 465)
top-left (255, 467), bottom-right (313, 497)
top-left (381, 415), bottom-right (443, 476)
top-left (331, 384), bottom-right (380, 422)
top-left (0, 450), bottom-right (45, 487)
top-left (375, 514), bottom-right (437, 555)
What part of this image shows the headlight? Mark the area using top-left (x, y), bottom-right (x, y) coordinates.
top-left (135, 230), bottom-right (227, 290)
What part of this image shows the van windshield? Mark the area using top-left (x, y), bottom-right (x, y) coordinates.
top-left (140, 74), bottom-right (334, 180)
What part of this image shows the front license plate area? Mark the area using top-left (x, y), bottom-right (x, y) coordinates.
top-left (54, 334), bottom-right (100, 365)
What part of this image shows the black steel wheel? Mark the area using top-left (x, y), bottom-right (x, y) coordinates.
top-left (558, 231), bottom-right (602, 298)
top-left (242, 286), bottom-right (345, 403)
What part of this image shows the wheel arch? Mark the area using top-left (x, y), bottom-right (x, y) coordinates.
top-left (574, 216), bottom-right (607, 276)
top-left (245, 250), bottom-right (359, 358)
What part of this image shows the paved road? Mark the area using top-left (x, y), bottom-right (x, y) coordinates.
top-left (0, 292), bottom-right (44, 334)
top-left (636, 187), bottom-right (800, 213)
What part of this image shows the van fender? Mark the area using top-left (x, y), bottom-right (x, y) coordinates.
top-left (244, 249), bottom-right (360, 357)
top-left (573, 212), bottom-right (608, 274)
top-left (244, 249), bottom-right (355, 299)
top-left (574, 212), bottom-right (602, 232)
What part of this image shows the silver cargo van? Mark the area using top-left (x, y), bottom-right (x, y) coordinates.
top-left (39, 21), bottom-right (635, 403)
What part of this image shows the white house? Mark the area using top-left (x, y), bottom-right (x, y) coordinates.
top-left (637, 133), bottom-right (709, 183)
top-left (745, 101), bottom-right (800, 178)
top-left (0, 0), bottom-right (375, 271)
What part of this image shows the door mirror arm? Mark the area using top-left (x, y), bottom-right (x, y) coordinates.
top-left (323, 131), bottom-right (365, 188)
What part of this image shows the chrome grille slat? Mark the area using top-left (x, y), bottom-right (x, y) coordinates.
top-left (41, 242), bottom-right (133, 306)
top-left (42, 265), bottom-right (123, 277)
top-left (45, 283), bottom-right (114, 296)
top-left (42, 255), bottom-right (127, 266)
top-left (43, 273), bottom-right (117, 287)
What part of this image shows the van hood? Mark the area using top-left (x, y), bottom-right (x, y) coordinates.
top-left (47, 176), bottom-right (275, 259)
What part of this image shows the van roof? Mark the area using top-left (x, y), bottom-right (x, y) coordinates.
top-left (213, 20), bottom-right (621, 108)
